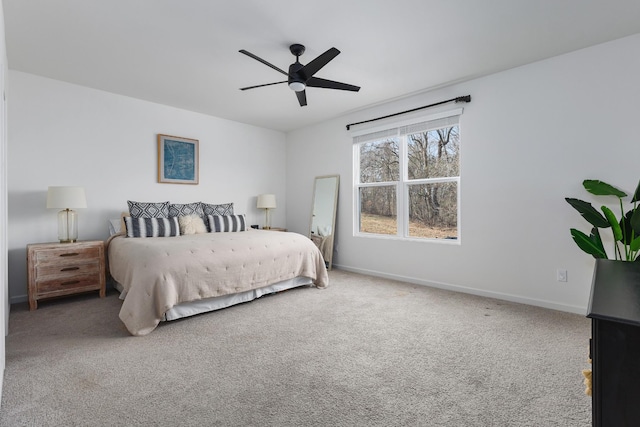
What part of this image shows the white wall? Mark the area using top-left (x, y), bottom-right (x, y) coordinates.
top-left (7, 72), bottom-right (287, 302)
top-left (0, 0), bottom-right (8, 399)
top-left (287, 33), bottom-right (640, 314)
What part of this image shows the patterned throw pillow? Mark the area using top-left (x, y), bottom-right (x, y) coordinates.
top-left (127, 200), bottom-right (170, 218)
top-left (201, 202), bottom-right (234, 216)
top-left (207, 214), bottom-right (247, 232)
top-left (124, 217), bottom-right (180, 238)
top-left (201, 202), bottom-right (234, 231)
top-left (169, 202), bottom-right (204, 218)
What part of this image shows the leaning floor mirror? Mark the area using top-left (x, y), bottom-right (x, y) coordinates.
top-left (309, 175), bottom-right (339, 270)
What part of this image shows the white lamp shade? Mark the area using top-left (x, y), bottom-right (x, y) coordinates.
top-left (257, 194), bottom-right (276, 209)
top-left (46, 186), bottom-right (87, 209)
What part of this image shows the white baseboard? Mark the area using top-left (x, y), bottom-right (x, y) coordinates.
top-left (332, 263), bottom-right (587, 316)
top-left (11, 266), bottom-right (588, 316)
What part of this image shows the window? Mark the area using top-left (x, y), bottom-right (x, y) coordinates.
top-left (353, 110), bottom-right (461, 241)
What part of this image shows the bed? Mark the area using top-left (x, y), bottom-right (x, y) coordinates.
top-left (107, 229), bottom-right (328, 336)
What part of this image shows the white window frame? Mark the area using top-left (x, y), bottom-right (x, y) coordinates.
top-left (352, 108), bottom-right (462, 243)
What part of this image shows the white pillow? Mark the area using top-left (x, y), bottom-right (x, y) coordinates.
top-left (108, 219), bottom-right (122, 236)
top-left (178, 214), bottom-right (207, 235)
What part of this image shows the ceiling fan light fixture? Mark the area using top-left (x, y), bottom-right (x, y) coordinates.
top-left (288, 81), bottom-right (306, 92)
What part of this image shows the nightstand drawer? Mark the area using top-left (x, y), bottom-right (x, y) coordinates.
top-left (36, 273), bottom-right (102, 294)
top-left (34, 246), bottom-right (102, 265)
top-left (36, 259), bottom-right (100, 280)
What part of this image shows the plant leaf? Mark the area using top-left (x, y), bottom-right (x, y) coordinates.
top-left (601, 206), bottom-right (622, 241)
top-left (590, 227), bottom-right (605, 256)
top-left (583, 180), bottom-right (627, 198)
top-left (632, 179), bottom-right (640, 203)
top-left (565, 198), bottom-right (610, 228)
top-left (631, 208), bottom-right (640, 233)
top-left (620, 210), bottom-right (640, 245)
top-left (630, 235), bottom-right (640, 252)
top-left (570, 228), bottom-right (607, 258)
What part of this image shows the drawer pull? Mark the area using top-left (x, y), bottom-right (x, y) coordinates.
top-left (59, 253), bottom-right (80, 257)
top-left (60, 267), bottom-right (80, 272)
top-left (61, 280), bottom-right (80, 286)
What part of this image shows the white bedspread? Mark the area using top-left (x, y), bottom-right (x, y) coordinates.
top-left (108, 230), bottom-right (328, 335)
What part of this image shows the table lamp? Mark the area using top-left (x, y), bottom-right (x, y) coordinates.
top-left (257, 194), bottom-right (276, 229)
top-left (46, 186), bottom-right (87, 243)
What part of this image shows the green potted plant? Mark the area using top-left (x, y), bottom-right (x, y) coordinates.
top-left (565, 179), bottom-right (640, 261)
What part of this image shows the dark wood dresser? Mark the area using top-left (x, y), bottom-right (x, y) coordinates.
top-left (587, 259), bottom-right (640, 427)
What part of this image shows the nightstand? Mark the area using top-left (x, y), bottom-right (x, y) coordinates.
top-left (263, 227), bottom-right (287, 232)
top-left (27, 240), bottom-right (106, 311)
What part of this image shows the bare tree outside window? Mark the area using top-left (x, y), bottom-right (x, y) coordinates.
top-left (359, 186), bottom-right (397, 235)
top-left (358, 139), bottom-right (399, 234)
top-left (355, 119), bottom-right (460, 240)
top-left (406, 126), bottom-right (459, 238)
top-left (408, 182), bottom-right (457, 238)
top-left (407, 127), bottom-right (459, 180)
top-left (359, 138), bottom-right (399, 183)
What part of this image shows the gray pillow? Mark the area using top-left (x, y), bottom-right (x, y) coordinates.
top-left (207, 214), bottom-right (247, 232)
top-left (127, 200), bottom-right (170, 218)
top-left (124, 217), bottom-right (180, 237)
top-left (169, 202), bottom-right (204, 218)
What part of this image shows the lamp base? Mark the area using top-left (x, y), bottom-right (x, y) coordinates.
top-left (58, 209), bottom-right (79, 243)
top-left (263, 208), bottom-right (272, 230)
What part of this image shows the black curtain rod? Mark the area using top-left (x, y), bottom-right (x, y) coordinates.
top-left (346, 95), bottom-right (471, 131)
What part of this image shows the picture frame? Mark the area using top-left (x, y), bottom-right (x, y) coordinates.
top-left (157, 134), bottom-right (199, 185)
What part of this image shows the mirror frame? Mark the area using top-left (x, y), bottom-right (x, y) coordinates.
top-left (309, 175), bottom-right (339, 270)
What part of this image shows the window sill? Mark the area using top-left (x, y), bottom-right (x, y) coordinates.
top-left (354, 232), bottom-right (461, 245)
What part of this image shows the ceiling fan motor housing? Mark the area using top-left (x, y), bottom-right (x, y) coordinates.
top-left (288, 62), bottom-right (306, 92)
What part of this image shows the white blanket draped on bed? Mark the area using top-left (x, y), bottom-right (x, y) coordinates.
top-left (108, 230), bottom-right (329, 336)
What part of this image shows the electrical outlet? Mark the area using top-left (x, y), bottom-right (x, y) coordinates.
top-left (557, 269), bottom-right (568, 282)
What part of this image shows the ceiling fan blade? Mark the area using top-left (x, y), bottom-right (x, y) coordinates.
top-left (240, 81), bottom-right (287, 91)
top-left (299, 47), bottom-right (340, 79)
top-left (306, 77), bottom-right (360, 92)
top-left (295, 90), bottom-right (307, 107)
top-left (239, 49), bottom-right (289, 76)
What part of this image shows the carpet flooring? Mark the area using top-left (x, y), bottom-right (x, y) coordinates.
top-left (0, 269), bottom-right (591, 426)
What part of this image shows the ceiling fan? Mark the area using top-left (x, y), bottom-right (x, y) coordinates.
top-left (239, 44), bottom-right (360, 107)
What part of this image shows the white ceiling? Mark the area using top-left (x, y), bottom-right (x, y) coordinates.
top-left (4, 1), bottom-right (640, 132)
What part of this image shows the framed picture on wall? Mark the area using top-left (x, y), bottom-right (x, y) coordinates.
top-left (157, 134), bottom-right (199, 185)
